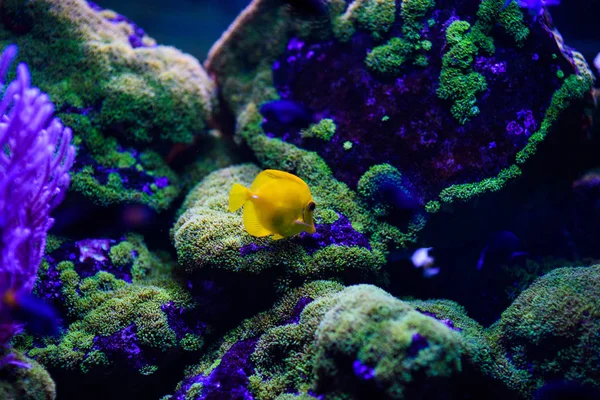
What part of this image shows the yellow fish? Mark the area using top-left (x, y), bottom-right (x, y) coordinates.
top-left (228, 169), bottom-right (317, 240)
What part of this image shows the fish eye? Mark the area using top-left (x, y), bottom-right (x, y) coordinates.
top-left (308, 201), bottom-right (316, 211)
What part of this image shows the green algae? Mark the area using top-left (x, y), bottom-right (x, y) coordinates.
top-left (0, 0), bottom-right (215, 210)
top-left (300, 118), bottom-right (336, 141)
top-left (0, 351), bottom-right (56, 400)
top-left (364, 0), bottom-right (435, 75)
top-left (172, 163), bottom-right (386, 286)
top-left (173, 283), bottom-right (465, 400)
top-left (332, 0), bottom-right (396, 42)
top-left (437, 0), bottom-right (529, 123)
top-left (357, 163), bottom-right (405, 217)
top-left (434, 71), bottom-right (593, 206)
top-left (21, 235), bottom-right (200, 377)
top-left (492, 265), bottom-right (600, 390)
top-left (173, 281), bottom-right (344, 399)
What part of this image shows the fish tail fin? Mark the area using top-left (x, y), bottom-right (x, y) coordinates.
top-left (3, 290), bottom-right (60, 337)
top-left (228, 183), bottom-right (250, 212)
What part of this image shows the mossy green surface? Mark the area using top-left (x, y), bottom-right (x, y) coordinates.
top-left (332, 0), bottom-right (396, 42)
top-left (174, 283), bottom-right (465, 400)
top-left (0, 351), bottom-right (56, 400)
top-left (408, 299), bottom-right (534, 397)
top-left (27, 282), bottom-right (191, 375)
top-left (301, 118), bottom-right (336, 141)
top-left (492, 265), bottom-right (600, 389)
top-left (437, 0), bottom-right (529, 123)
top-left (312, 285), bottom-right (463, 399)
top-left (69, 150), bottom-right (181, 211)
top-left (172, 281), bottom-right (344, 399)
top-left (357, 163), bottom-right (407, 217)
top-left (20, 234), bottom-right (201, 377)
top-left (364, 0), bottom-right (435, 75)
top-left (433, 71), bottom-right (593, 206)
top-left (515, 74), bottom-right (593, 165)
top-left (0, 0), bottom-right (216, 210)
top-left (172, 163), bottom-right (386, 288)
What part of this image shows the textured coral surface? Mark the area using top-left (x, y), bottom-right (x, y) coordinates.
top-left (1, 0), bottom-right (599, 399)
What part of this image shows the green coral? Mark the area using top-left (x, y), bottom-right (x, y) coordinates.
top-left (0, 351), bottom-right (56, 400)
top-left (430, 65), bottom-right (593, 206)
top-left (333, 0), bottom-right (396, 42)
top-left (493, 265), bottom-right (600, 389)
top-left (437, 0), bottom-right (529, 123)
top-left (69, 150), bottom-right (180, 211)
top-left (515, 74), bottom-right (593, 165)
top-left (409, 299), bottom-right (534, 397)
top-left (357, 163), bottom-right (408, 217)
top-left (502, 257), bottom-right (582, 300)
top-left (365, 37), bottom-right (411, 76)
top-left (364, 0), bottom-right (435, 75)
top-left (109, 241), bottom-right (135, 268)
top-left (27, 273), bottom-right (192, 375)
top-left (44, 235), bottom-right (67, 254)
top-left (0, 0), bottom-right (216, 210)
top-left (173, 281), bottom-right (344, 399)
top-left (172, 163), bottom-right (386, 286)
top-left (438, 165), bottom-right (522, 203)
top-left (301, 119), bottom-right (336, 141)
top-left (176, 283), bottom-right (465, 400)
top-left (22, 235), bottom-right (199, 378)
top-left (312, 285), bottom-right (463, 399)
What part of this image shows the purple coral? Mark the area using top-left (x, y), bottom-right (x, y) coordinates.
top-left (173, 337), bottom-right (259, 400)
top-left (0, 44), bottom-right (75, 367)
top-left (353, 359), bottom-right (375, 381)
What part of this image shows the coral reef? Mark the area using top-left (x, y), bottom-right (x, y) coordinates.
top-left (14, 235), bottom-right (206, 399)
top-left (207, 0), bottom-right (593, 210)
top-left (173, 163), bottom-right (399, 292)
top-left (200, 0), bottom-right (596, 288)
top-left (169, 282), bottom-right (469, 400)
top-left (0, 0), bottom-right (217, 211)
top-left (0, 0), bottom-right (596, 399)
top-left (170, 278), bottom-right (598, 400)
top-left (494, 264), bottom-right (600, 389)
top-left (311, 285), bottom-right (463, 399)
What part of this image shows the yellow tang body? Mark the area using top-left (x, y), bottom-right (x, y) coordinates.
top-left (228, 169), bottom-right (317, 240)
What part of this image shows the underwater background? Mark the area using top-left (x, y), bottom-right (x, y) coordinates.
top-left (0, 0), bottom-right (599, 399)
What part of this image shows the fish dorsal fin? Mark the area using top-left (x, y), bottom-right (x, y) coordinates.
top-left (243, 201), bottom-right (272, 237)
top-left (251, 169), bottom-right (307, 191)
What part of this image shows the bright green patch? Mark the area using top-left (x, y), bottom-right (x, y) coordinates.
top-left (365, 0), bottom-right (436, 75)
top-left (438, 0), bottom-right (529, 123)
top-left (333, 0), bottom-right (397, 42)
top-left (301, 118), bottom-right (336, 141)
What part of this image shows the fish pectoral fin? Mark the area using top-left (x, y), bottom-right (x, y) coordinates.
top-left (294, 218), bottom-right (307, 227)
top-left (271, 234), bottom-right (286, 240)
top-left (243, 201), bottom-right (272, 237)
